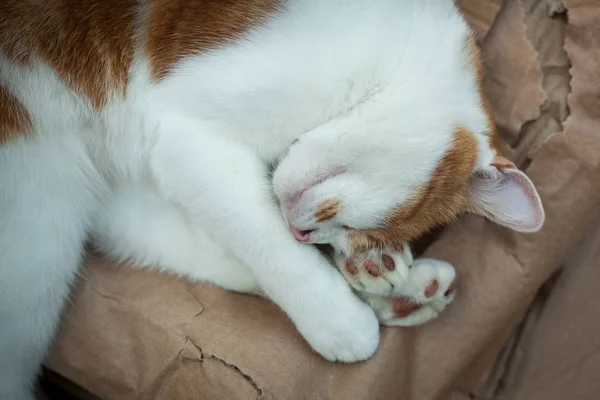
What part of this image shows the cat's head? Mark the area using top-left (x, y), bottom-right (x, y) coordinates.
top-left (272, 37), bottom-right (544, 256)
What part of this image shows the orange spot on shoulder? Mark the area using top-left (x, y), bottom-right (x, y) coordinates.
top-left (145, 0), bottom-right (282, 80)
top-left (1, 0), bottom-right (136, 109)
top-left (0, 86), bottom-right (32, 144)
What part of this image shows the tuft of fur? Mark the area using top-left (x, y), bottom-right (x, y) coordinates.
top-left (0, 86), bottom-right (32, 142)
top-left (0, 1), bottom-right (543, 398)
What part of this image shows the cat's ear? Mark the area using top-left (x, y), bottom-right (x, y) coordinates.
top-left (466, 155), bottom-right (545, 232)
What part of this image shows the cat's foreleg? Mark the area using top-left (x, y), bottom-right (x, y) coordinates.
top-left (149, 115), bottom-right (380, 362)
top-left (93, 186), bottom-right (262, 295)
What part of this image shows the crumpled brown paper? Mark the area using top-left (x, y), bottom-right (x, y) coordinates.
top-left (423, 0), bottom-right (600, 399)
top-left (45, 1), bottom-right (600, 399)
top-left (481, 0), bottom-right (547, 151)
top-left (500, 223), bottom-right (600, 400)
top-left (479, 2), bottom-right (600, 399)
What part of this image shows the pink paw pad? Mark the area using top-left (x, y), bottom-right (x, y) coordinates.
top-left (392, 297), bottom-right (422, 317)
top-left (382, 254), bottom-right (395, 271)
top-left (424, 280), bottom-right (439, 298)
top-left (363, 260), bottom-right (380, 277)
top-left (345, 259), bottom-right (358, 276)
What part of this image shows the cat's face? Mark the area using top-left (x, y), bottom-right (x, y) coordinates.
top-left (273, 122), bottom-right (543, 255)
top-left (272, 50), bottom-right (544, 256)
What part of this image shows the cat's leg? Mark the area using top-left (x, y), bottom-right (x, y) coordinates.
top-left (93, 187), bottom-right (262, 295)
top-left (148, 116), bottom-right (380, 362)
top-left (333, 246), bottom-right (457, 326)
top-left (0, 139), bottom-right (98, 400)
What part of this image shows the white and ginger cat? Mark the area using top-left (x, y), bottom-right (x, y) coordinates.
top-left (0, 0), bottom-right (544, 398)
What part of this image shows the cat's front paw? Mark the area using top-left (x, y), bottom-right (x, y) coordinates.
top-left (335, 247), bottom-right (457, 326)
top-left (369, 258), bottom-right (457, 326)
top-left (333, 242), bottom-right (413, 296)
top-left (296, 294), bottom-right (380, 362)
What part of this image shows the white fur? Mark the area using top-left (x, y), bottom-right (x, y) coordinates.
top-left (0, 1), bottom-right (528, 398)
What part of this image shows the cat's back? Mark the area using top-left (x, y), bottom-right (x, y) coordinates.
top-left (0, 0), bottom-right (284, 144)
top-left (0, 0), bottom-right (136, 110)
top-left (1, 0), bottom-right (471, 149)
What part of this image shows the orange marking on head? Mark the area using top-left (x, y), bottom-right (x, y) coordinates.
top-left (315, 199), bottom-right (341, 223)
top-left (1, 0), bottom-right (136, 109)
top-left (145, 0), bottom-right (282, 80)
top-left (347, 127), bottom-right (479, 253)
top-left (345, 35), bottom-right (498, 253)
top-left (0, 86), bottom-right (32, 144)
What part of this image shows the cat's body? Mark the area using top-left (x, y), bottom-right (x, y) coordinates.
top-left (0, 1), bottom-right (544, 398)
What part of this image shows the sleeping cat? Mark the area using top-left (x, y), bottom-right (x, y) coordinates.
top-left (0, 0), bottom-right (544, 398)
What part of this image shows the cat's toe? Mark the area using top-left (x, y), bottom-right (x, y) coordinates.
top-left (403, 258), bottom-right (457, 304)
top-left (368, 294), bottom-right (451, 326)
top-left (423, 279), bottom-right (439, 298)
top-left (382, 303), bottom-right (442, 326)
top-left (356, 256), bottom-right (396, 295)
top-left (366, 295), bottom-right (435, 326)
top-left (335, 249), bottom-right (411, 296)
top-left (390, 296), bottom-right (422, 317)
top-left (421, 277), bottom-right (457, 300)
top-left (444, 279), bottom-right (457, 297)
top-left (365, 258), bottom-right (458, 327)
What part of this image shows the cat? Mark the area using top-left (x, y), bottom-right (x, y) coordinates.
top-left (0, 0), bottom-right (544, 398)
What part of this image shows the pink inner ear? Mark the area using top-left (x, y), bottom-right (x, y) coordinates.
top-left (468, 166), bottom-right (545, 233)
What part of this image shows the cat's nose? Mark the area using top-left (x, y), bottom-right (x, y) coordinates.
top-left (288, 222), bottom-right (313, 242)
